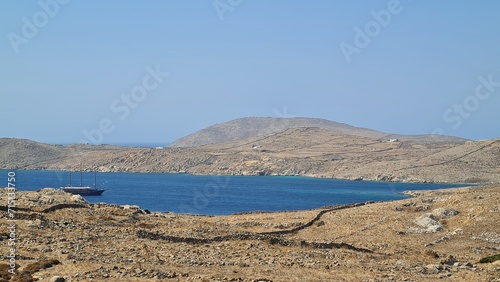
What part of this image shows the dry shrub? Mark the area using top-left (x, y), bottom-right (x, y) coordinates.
top-left (84, 216), bottom-right (97, 221)
top-left (464, 177), bottom-right (488, 183)
top-left (11, 259), bottom-right (60, 282)
top-left (137, 222), bottom-right (155, 229)
top-left (99, 215), bottom-right (114, 221)
top-left (479, 254), bottom-right (500, 263)
top-left (22, 259), bottom-right (60, 274)
top-left (422, 249), bottom-right (439, 258)
top-left (0, 263), bottom-right (18, 282)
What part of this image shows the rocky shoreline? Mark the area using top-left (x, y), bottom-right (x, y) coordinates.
top-left (2, 133), bottom-right (500, 185)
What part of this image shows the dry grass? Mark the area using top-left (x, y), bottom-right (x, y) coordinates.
top-left (2, 186), bottom-right (500, 281)
top-left (7, 259), bottom-right (60, 282)
top-left (0, 263), bottom-right (16, 282)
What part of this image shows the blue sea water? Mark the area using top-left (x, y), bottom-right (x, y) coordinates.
top-left (2, 170), bottom-right (469, 215)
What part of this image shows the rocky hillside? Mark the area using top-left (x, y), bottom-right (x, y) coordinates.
top-left (0, 138), bottom-right (72, 169)
top-left (1, 186), bottom-right (499, 281)
top-left (1, 128), bottom-right (499, 184)
top-left (169, 117), bottom-right (468, 148)
top-left (0, 138), bottom-right (126, 170)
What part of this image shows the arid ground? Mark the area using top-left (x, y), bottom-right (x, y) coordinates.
top-left (1, 186), bottom-right (499, 281)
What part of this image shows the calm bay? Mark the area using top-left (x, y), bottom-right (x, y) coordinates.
top-left (4, 170), bottom-right (468, 215)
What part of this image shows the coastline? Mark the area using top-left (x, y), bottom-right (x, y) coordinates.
top-left (4, 169), bottom-right (475, 216)
top-left (2, 136), bottom-right (500, 185)
top-left (4, 167), bottom-right (489, 186)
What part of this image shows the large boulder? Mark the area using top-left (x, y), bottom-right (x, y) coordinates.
top-left (412, 213), bottom-right (443, 233)
top-left (432, 207), bottom-right (459, 219)
top-left (0, 187), bottom-right (87, 210)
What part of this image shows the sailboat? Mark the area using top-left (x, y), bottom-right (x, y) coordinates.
top-left (60, 171), bottom-right (106, 196)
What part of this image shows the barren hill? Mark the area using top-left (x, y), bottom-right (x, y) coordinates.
top-left (0, 138), bottom-right (126, 170)
top-left (1, 127), bottom-right (499, 184)
top-left (191, 127), bottom-right (500, 183)
top-left (169, 117), bottom-right (468, 148)
top-left (0, 138), bottom-right (71, 169)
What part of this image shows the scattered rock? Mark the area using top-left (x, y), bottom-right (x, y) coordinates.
top-left (50, 276), bottom-right (65, 282)
top-left (472, 232), bottom-right (500, 243)
top-left (1, 186), bottom-right (499, 281)
top-left (70, 194), bottom-right (85, 202)
top-left (432, 208), bottom-right (459, 219)
top-left (441, 255), bottom-right (458, 266)
top-left (411, 213), bottom-right (443, 233)
top-left (423, 264), bottom-right (444, 274)
top-left (438, 273), bottom-right (452, 278)
top-left (425, 228), bottom-right (463, 246)
top-left (414, 205), bottom-right (431, 212)
top-left (122, 205), bottom-right (141, 210)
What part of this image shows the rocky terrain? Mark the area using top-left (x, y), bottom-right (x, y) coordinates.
top-left (170, 117), bottom-right (468, 148)
top-left (1, 186), bottom-right (499, 281)
top-left (1, 124), bottom-right (499, 184)
top-left (2, 117), bottom-right (498, 281)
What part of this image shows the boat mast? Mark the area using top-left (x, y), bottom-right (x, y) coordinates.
top-left (69, 172), bottom-right (72, 186)
top-left (94, 171), bottom-right (97, 189)
top-left (79, 162), bottom-right (83, 187)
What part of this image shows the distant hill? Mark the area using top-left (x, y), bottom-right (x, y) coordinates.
top-left (1, 131), bottom-right (498, 184)
top-left (0, 138), bottom-right (72, 169)
top-left (0, 138), bottom-right (122, 170)
top-left (169, 117), bottom-right (468, 148)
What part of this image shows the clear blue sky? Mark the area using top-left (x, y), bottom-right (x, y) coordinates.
top-left (1, 0), bottom-right (499, 144)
